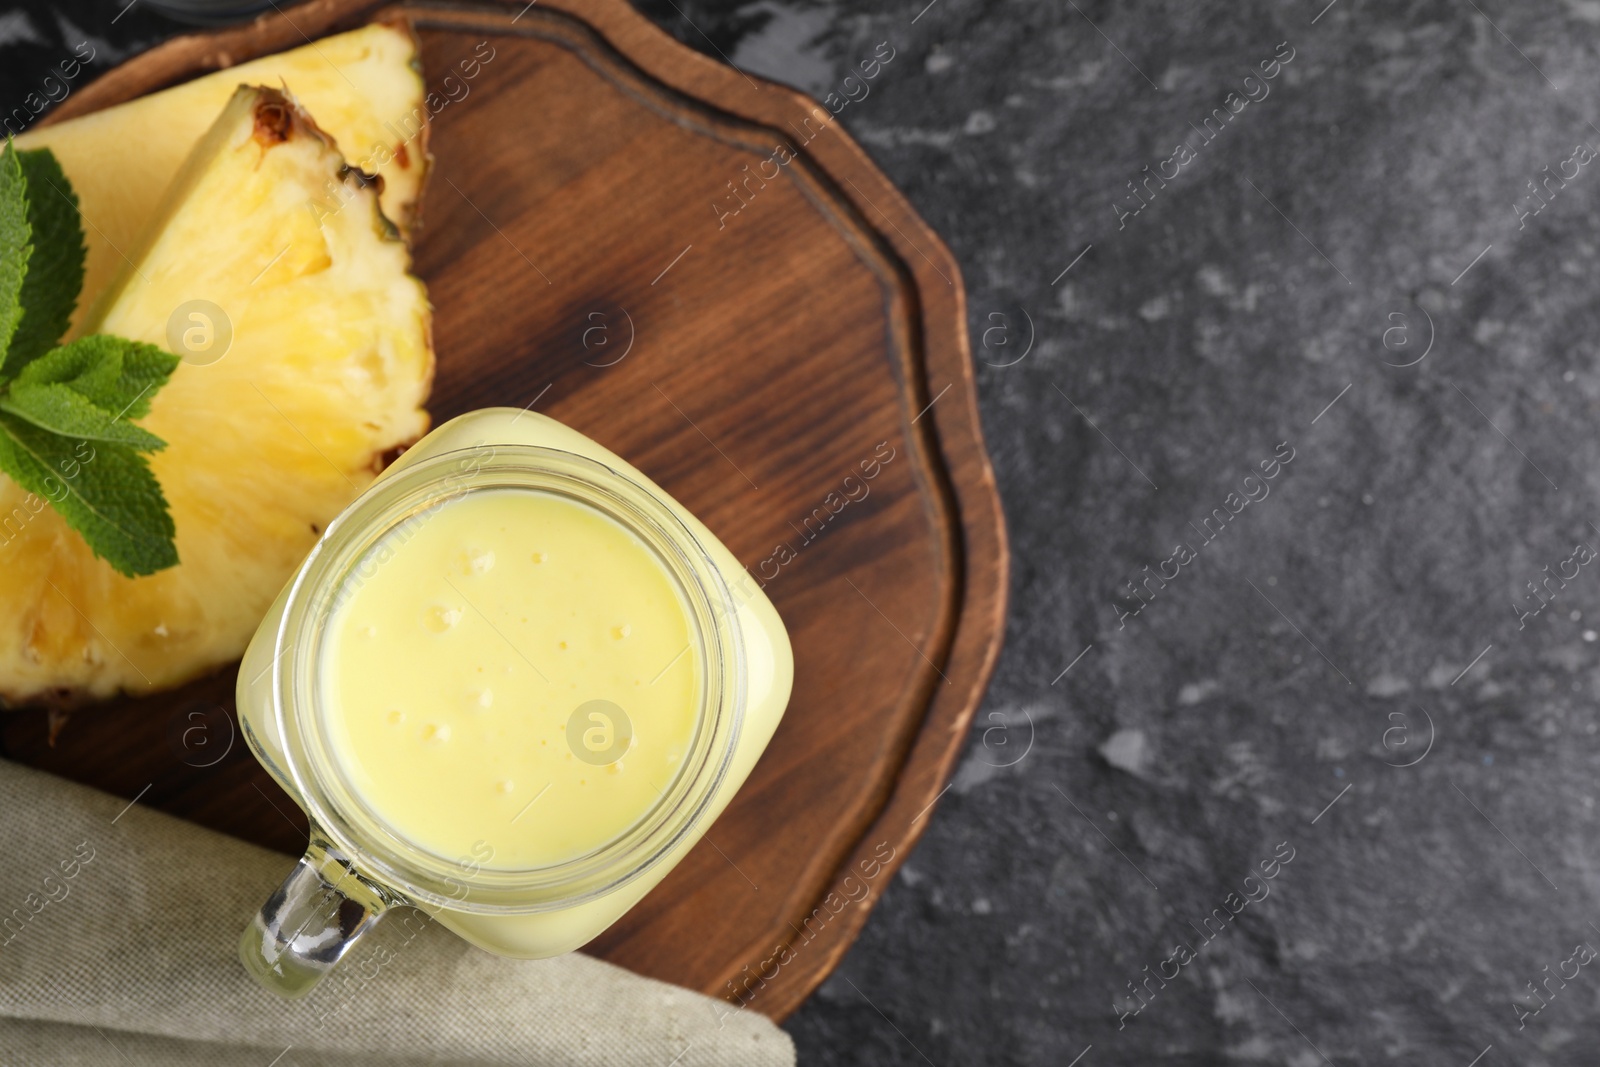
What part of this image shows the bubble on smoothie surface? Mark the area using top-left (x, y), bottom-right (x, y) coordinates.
top-left (612, 624), bottom-right (631, 640)
top-left (420, 723), bottom-right (451, 745)
top-left (424, 605), bottom-right (464, 632)
top-left (496, 779), bottom-right (515, 794)
top-left (387, 709), bottom-right (406, 726)
top-left (473, 688), bottom-right (494, 709)
top-left (463, 547), bottom-right (496, 575)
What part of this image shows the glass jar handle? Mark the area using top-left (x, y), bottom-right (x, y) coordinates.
top-left (239, 831), bottom-right (396, 997)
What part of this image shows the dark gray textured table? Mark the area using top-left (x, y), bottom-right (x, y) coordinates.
top-left (8, 0), bottom-right (1600, 1063)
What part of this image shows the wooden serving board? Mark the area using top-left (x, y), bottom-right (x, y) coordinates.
top-left (0, 0), bottom-right (1008, 1020)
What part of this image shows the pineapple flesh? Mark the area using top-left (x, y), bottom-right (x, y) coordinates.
top-left (17, 22), bottom-right (428, 335)
top-left (0, 85), bottom-right (434, 705)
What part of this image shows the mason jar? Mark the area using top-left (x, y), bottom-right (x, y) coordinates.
top-left (234, 409), bottom-right (792, 996)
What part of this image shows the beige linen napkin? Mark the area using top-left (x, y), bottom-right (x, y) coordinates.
top-left (0, 759), bottom-right (794, 1066)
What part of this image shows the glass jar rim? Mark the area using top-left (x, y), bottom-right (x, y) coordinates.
top-left (268, 443), bottom-right (747, 914)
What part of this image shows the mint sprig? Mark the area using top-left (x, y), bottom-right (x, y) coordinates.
top-left (7, 148), bottom-right (84, 377)
top-left (0, 140), bottom-right (178, 577)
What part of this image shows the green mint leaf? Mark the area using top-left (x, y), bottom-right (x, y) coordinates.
top-left (0, 413), bottom-right (177, 577)
top-left (0, 148), bottom-right (179, 577)
top-left (4, 148), bottom-right (85, 377)
top-left (0, 142), bottom-right (28, 361)
top-left (0, 382), bottom-right (166, 450)
top-left (14, 335), bottom-right (179, 421)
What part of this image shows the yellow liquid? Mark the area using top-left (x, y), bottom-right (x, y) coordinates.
top-left (318, 488), bottom-right (702, 870)
top-left (240, 408), bottom-right (793, 958)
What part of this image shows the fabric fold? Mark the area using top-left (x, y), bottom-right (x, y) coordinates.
top-left (0, 759), bottom-right (793, 1067)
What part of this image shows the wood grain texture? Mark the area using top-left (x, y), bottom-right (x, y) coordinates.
top-left (0, 0), bottom-right (1009, 1020)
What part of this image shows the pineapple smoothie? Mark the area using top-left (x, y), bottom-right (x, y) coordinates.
top-left (238, 409), bottom-right (792, 983)
top-left (319, 488), bottom-right (703, 870)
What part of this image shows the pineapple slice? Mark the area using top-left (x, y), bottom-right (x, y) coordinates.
top-left (0, 85), bottom-right (433, 705)
top-left (17, 21), bottom-right (428, 335)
